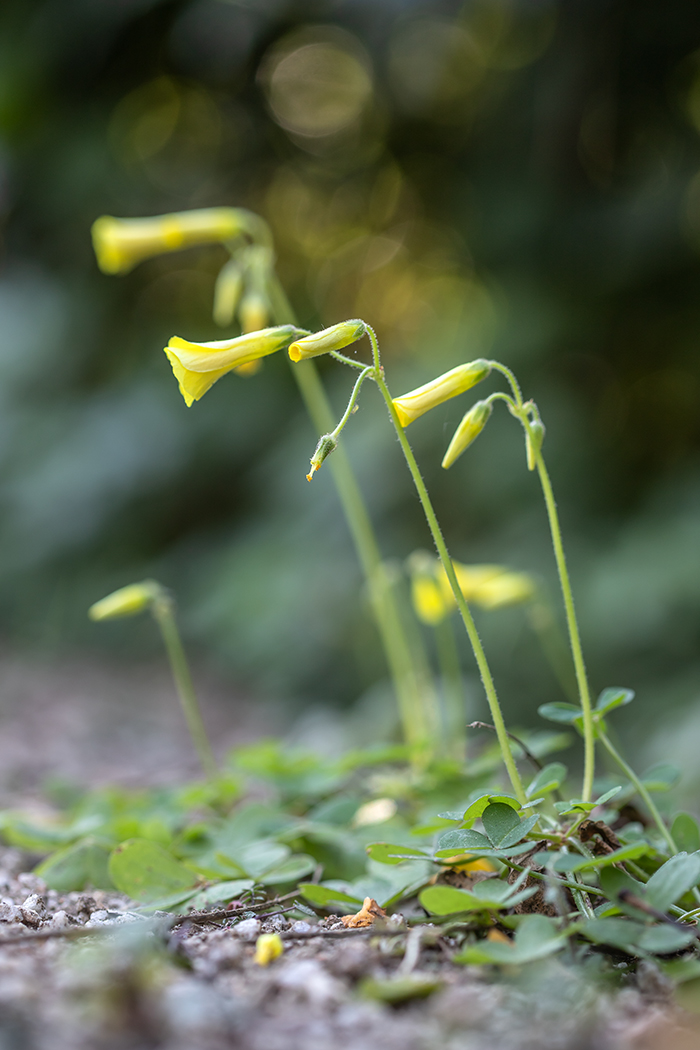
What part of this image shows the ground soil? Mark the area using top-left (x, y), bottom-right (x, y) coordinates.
top-left (0, 653), bottom-right (698, 1049)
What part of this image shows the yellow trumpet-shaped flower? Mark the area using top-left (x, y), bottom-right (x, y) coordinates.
top-left (392, 360), bottom-right (491, 428)
top-left (288, 320), bottom-right (367, 362)
top-left (164, 325), bottom-right (305, 406)
top-left (88, 580), bottom-right (163, 621)
top-left (411, 574), bottom-right (450, 626)
top-left (470, 572), bottom-right (536, 609)
top-left (448, 563), bottom-right (504, 603)
top-left (441, 400), bottom-right (492, 469)
top-left (254, 933), bottom-right (284, 966)
top-left (91, 208), bottom-right (244, 275)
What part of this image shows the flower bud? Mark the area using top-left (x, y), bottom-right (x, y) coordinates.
top-left (212, 258), bottom-right (244, 327)
top-left (391, 360), bottom-right (491, 428)
top-left (407, 551), bottom-right (452, 625)
top-left (526, 419), bottom-right (545, 471)
top-left (306, 433), bottom-right (338, 481)
top-left (88, 580), bottom-right (163, 621)
top-left (441, 400), bottom-right (492, 469)
top-left (254, 933), bottom-right (284, 966)
top-left (164, 325), bottom-right (305, 406)
top-left (92, 209), bottom-right (243, 275)
top-left (288, 320), bottom-right (367, 362)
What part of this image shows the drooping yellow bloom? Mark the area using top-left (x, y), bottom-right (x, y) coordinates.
top-left (212, 258), bottom-right (244, 328)
top-left (391, 360), bottom-right (491, 428)
top-left (91, 208), bottom-right (244, 275)
top-left (88, 580), bottom-right (162, 620)
top-left (441, 400), bottom-right (492, 469)
top-left (288, 320), bottom-right (367, 362)
top-left (164, 325), bottom-right (305, 406)
top-left (254, 933), bottom-right (284, 966)
top-left (470, 572), bottom-right (536, 609)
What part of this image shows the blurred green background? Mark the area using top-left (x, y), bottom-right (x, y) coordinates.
top-left (1, 0), bottom-right (700, 770)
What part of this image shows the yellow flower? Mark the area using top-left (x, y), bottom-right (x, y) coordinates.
top-left (91, 208), bottom-right (244, 275)
top-left (163, 325), bottom-right (305, 406)
top-left (288, 320), bottom-right (367, 362)
top-left (471, 572), bottom-right (536, 609)
top-left (411, 574), bottom-right (451, 626)
top-left (392, 360), bottom-right (491, 428)
top-left (212, 258), bottom-right (244, 328)
top-left (447, 563), bottom-right (505, 603)
top-left (254, 933), bottom-right (284, 966)
top-left (88, 580), bottom-right (162, 620)
top-left (441, 400), bottom-right (492, 469)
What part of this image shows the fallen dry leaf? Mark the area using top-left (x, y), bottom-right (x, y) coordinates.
top-left (341, 897), bottom-right (387, 928)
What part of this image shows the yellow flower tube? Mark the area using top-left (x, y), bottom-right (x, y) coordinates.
top-left (288, 320), bottom-right (367, 362)
top-left (392, 360), bottom-right (491, 428)
top-left (88, 580), bottom-right (162, 620)
top-left (91, 208), bottom-right (245, 275)
top-left (164, 325), bottom-right (305, 406)
top-left (471, 572), bottom-right (536, 609)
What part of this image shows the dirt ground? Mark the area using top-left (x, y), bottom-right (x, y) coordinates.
top-left (0, 653), bottom-right (699, 1049)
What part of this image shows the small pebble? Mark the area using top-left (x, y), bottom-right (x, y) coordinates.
top-left (232, 918), bottom-right (260, 940)
top-left (291, 921), bottom-right (312, 934)
top-left (0, 901), bottom-right (22, 924)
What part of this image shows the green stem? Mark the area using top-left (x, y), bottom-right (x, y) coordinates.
top-left (598, 729), bottom-right (678, 855)
top-left (433, 616), bottom-right (465, 761)
top-left (267, 274), bottom-right (433, 756)
top-left (151, 597), bottom-right (218, 779)
top-left (329, 367), bottom-right (374, 440)
top-left (535, 451), bottom-right (595, 803)
top-left (372, 360), bottom-right (526, 802)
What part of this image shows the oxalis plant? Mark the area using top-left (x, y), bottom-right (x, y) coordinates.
top-left (10, 205), bottom-right (697, 979)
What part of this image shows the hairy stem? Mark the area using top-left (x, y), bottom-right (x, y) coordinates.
top-left (151, 597), bottom-right (218, 779)
top-left (598, 729), bottom-right (677, 855)
top-left (535, 451), bottom-right (595, 803)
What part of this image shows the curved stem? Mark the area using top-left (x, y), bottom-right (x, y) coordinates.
top-left (372, 365), bottom-right (526, 802)
top-left (535, 450), bottom-right (596, 803)
top-left (488, 361), bottom-right (523, 405)
top-left (267, 273), bottom-right (434, 756)
top-left (151, 598), bottom-right (218, 780)
top-left (598, 729), bottom-right (677, 855)
top-left (329, 367), bottom-right (373, 440)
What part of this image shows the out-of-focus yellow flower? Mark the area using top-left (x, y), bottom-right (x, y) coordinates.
top-left (288, 320), bottom-right (367, 362)
top-left (88, 580), bottom-right (162, 620)
top-left (470, 572), bottom-right (536, 609)
top-left (212, 258), bottom-right (244, 328)
top-left (254, 933), bottom-right (284, 966)
top-left (441, 400), bottom-right (492, 469)
top-left (408, 552), bottom-right (535, 622)
top-left (91, 209), bottom-right (244, 275)
top-left (164, 325), bottom-right (305, 406)
top-left (392, 360), bottom-right (491, 428)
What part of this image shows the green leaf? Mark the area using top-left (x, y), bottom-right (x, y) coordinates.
top-left (595, 688), bottom-right (635, 715)
top-left (298, 884), bottom-right (363, 908)
top-left (642, 763), bottom-right (681, 793)
top-left (461, 795), bottom-right (521, 825)
top-left (482, 803), bottom-right (521, 846)
top-left (436, 829), bottom-right (491, 853)
top-left (359, 976), bottom-right (442, 1003)
top-left (366, 843), bottom-right (429, 866)
top-left (549, 842), bottom-right (650, 873)
top-left (108, 839), bottom-right (198, 903)
top-left (672, 814), bottom-right (700, 854)
top-left (455, 915), bottom-right (567, 965)
top-left (537, 703), bottom-right (583, 725)
top-left (259, 854), bottom-right (316, 885)
top-left (419, 878), bottom-right (536, 916)
top-left (35, 840), bottom-right (113, 893)
top-left (482, 804), bottom-right (538, 849)
top-left (645, 852), bottom-right (700, 912)
top-left (583, 917), bottom-right (695, 956)
top-left (237, 839), bottom-right (291, 879)
top-left (526, 763), bottom-right (567, 799)
top-left (188, 879), bottom-right (255, 910)
top-left (636, 925), bottom-right (696, 954)
top-left (554, 786), bottom-right (622, 815)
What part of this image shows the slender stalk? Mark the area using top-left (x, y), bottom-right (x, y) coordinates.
top-left (598, 729), bottom-right (677, 855)
top-left (151, 596), bottom-right (218, 779)
top-left (267, 273), bottom-right (434, 756)
top-left (434, 616), bottom-right (465, 760)
top-left (329, 366), bottom-right (374, 440)
top-left (535, 451), bottom-right (595, 803)
top-left (372, 359), bottom-right (526, 802)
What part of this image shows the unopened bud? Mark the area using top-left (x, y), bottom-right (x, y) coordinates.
top-left (212, 258), bottom-right (244, 327)
top-left (288, 320), bottom-right (367, 362)
top-left (441, 400), bottom-right (492, 469)
top-left (526, 419), bottom-right (545, 471)
top-left (91, 209), bottom-right (244, 275)
top-left (239, 292), bottom-right (270, 334)
top-left (307, 433), bottom-right (338, 481)
top-left (392, 360), bottom-right (491, 428)
top-left (89, 580), bottom-right (163, 621)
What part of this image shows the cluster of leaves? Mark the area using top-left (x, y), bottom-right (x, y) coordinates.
top-left (3, 691), bottom-right (700, 985)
